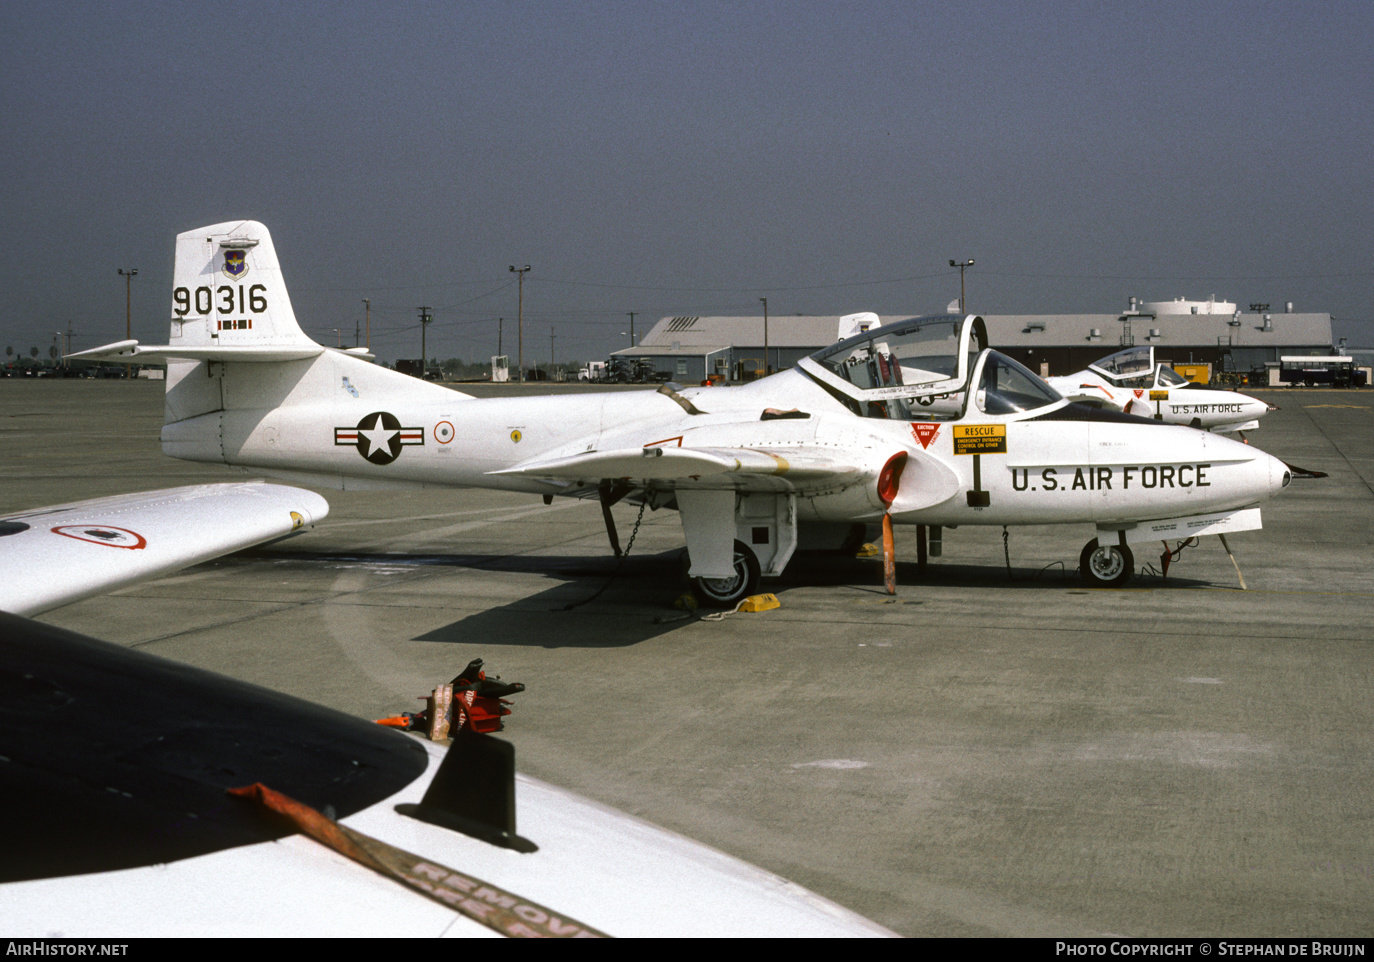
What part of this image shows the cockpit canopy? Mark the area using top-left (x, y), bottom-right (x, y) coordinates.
top-left (1088, 345), bottom-right (1188, 389)
top-left (800, 314), bottom-right (1062, 421)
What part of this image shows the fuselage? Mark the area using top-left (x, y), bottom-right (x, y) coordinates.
top-left (162, 349), bottom-right (1289, 530)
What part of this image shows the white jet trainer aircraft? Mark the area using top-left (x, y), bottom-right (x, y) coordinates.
top-left (75, 221), bottom-right (1293, 594)
top-left (1045, 345), bottom-right (1274, 434)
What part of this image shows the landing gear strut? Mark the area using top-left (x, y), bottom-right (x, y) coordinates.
top-left (1079, 538), bottom-right (1133, 587)
top-left (692, 539), bottom-right (761, 608)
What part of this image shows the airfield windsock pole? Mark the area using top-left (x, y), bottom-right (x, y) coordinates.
top-left (510, 265), bottom-right (530, 382)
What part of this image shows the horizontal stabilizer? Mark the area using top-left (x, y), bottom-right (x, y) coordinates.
top-left (68, 339), bottom-right (324, 363)
top-left (0, 482), bottom-right (328, 616)
top-left (492, 446), bottom-right (862, 484)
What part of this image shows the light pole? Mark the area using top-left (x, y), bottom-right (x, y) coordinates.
top-left (118, 268), bottom-right (137, 378)
top-left (626, 312), bottom-right (637, 347)
top-left (949, 258), bottom-right (974, 314)
top-left (417, 306), bottom-right (432, 377)
top-left (759, 297), bottom-right (769, 376)
top-left (509, 265), bottom-right (530, 381)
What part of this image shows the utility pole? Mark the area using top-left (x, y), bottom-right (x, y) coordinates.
top-left (417, 306), bottom-right (433, 377)
top-left (118, 268), bottom-right (137, 378)
top-left (509, 265), bottom-right (530, 381)
top-left (550, 327), bottom-right (556, 381)
top-left (949, 258), bottom-right (974, 314)
top-left (361, 298), bottom-right (371, 351)
top-left (626, 312), bottom-right (637, 347)
top-left (759, 297), bottom-right (769, 376)
top-left (498, 317), bottom-right (503, 357)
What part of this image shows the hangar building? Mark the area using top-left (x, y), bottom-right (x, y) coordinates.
top-left (610, 298), bottom-right (1334, 383)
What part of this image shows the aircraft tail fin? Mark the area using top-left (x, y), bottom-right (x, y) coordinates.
top-left (69, 221), bottom-right (324, 365)
top-left (168, 220), bottom-right (318, 351)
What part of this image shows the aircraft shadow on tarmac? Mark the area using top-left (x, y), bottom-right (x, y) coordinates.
top-left (237, 545), bottom-right (1218, 650)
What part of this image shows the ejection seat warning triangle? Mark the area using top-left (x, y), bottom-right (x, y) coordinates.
top-left (912, 423), bottom-right (940, 449)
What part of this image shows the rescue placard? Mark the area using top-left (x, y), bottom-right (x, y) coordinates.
top-left (953, 424), bottom-right (1007, 455)
top-left (1149, 390), bottom-right (1169, 401)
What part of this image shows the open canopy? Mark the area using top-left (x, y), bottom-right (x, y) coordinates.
top-left (1087, 345), bottom-right (1188, 388)
top-left (798, 313), bottom-right (1062, 421)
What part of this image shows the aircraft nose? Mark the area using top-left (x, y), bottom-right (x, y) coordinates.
top-left (1268, 452), bottom-right (1291, 498)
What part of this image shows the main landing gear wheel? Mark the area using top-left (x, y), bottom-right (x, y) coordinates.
top-left (692, 539), bottom-right (761, 608)
top-left (1079, 538), bottom-right (1134, 587)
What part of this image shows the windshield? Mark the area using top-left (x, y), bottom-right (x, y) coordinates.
top-left (975, 351), bottom-right (1063, 415)
top-left (1156, 365), bottom-right (1188, 387)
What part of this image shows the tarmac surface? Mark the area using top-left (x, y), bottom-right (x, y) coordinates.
top-left (4, 378), bottom-right (1372, 937)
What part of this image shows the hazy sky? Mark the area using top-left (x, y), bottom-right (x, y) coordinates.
top-left (3, 0), bottom-right (1371, 365)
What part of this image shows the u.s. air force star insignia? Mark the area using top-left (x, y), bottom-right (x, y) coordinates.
top-left (334, 411), bottom-right (424, 465)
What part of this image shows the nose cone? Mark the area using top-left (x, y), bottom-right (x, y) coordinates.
top-left (1237, 391), bottom-right (1272, 421)
top-left (1268, 451), bottom-right (1292, 499)
top-left (1199, 430), bottom-right (1289, 509)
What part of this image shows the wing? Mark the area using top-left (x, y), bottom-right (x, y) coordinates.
top-left (0, 482), bottom-right (328, 616)
top-left (488, 445), bottom-right (865, 489)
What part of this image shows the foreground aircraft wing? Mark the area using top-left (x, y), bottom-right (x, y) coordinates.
top-left (0, 482), bottom-right (328, 616)
top-left (490, 445), bottom-right (864, 487)
top-left (0, 615), bottom-right (892, 937)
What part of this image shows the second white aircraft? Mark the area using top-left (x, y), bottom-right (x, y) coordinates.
top-left (1045, 344), bottom-right (1274, 434)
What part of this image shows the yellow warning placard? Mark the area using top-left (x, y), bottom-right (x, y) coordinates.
top-left (1149, 390), bottom-right (1169, 401)
top-left (953, 423), bottom-right (1007, 455)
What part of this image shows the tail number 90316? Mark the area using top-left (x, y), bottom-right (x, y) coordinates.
top-left (173, 285), bottom-right (268, 316)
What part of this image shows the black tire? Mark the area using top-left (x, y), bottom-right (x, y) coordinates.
top-left (1079, 538), bottom-right (1133, 587)
top-left (692, 540), bottom-right (761, 607)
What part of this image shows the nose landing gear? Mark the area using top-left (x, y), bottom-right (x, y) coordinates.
top-left (1079, 538), bottom-right (1134, 587)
